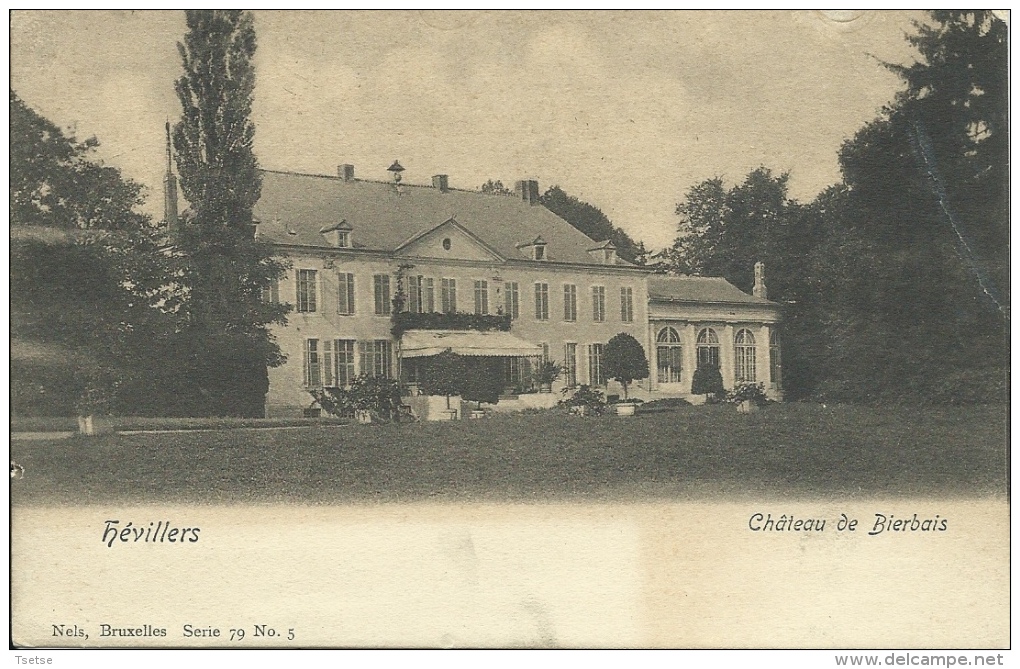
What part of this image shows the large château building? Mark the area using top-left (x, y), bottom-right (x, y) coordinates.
top-left (165, 156), bottom-right (783, 417)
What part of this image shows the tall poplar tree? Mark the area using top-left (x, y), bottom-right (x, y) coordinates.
top-left (171, 10), bottom-right (288, 416)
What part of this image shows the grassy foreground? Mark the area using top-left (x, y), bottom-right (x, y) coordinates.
top-left (10, 403), bottom-right (1007, 505)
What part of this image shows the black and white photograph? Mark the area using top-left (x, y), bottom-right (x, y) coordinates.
top-left (9, 10), bottom-right (1010, 655)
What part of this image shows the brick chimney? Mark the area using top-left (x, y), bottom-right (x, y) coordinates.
top-left (514, 179), bottom-right (540, 205)
top-left (338, 164), bottom-right (355, 182)
top-left (432, 174), bottom-right (449, 192)
top-left (753, 261), bottom-right (768, 299)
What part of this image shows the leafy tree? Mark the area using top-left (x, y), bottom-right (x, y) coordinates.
top-left (886, 11), bottom-right (1008, 305)
top-left (691, 365), bottom-right (724, 400)
top-left (419, 351), bottom-right (468, 409)
top-left (10, 92), bottom-right (170, 416)
top-left (461, 358), bottom-right (504, 409)
top-left (772, 11), bottom-right (1008, 404)
top-left (170, 10), bottom-right (289, 416)
top-left (539, 185), bottom-right (643, 263)
top-left (10, 90), bottom-right (151, 232)
top-left (480, 179), bottom-right (513, 196)
top-left (669, 168), bottom-right (818, 296)
top-left (603, 333), bottom-right (649, 400)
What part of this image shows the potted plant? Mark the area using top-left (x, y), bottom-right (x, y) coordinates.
top-left (728, 382), bottom-right (768, 413)
top-left (559, 385), bottom-right (608, 417)
top-left (603, 333), bottom-right (649, 416)
top-left (74, 369), bottom-right (115, 436)
top-left (419, 350), bottom-right (468, 420)
top-left (533, 360), bottom-right (562, 393)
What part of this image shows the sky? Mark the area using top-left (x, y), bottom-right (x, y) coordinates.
top-left (10, 10), bottom-right (926, 250)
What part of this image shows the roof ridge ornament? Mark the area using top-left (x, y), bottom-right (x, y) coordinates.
top-left (387, 160), bottom-right (405, 183)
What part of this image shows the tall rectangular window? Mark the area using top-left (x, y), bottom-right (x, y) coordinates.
top-left (473, 280), bottom-right (489, 315)
top-left (422, 278), bottom-right (434, 313)
top-left (408, 276), bottom-right (435, 314)
top-left (408, 275), bottom-right (421, 313)
top-left (564, 343), bottom-right (577, 387)
top-left (441, 278), bottom-right (457, 314)
top-left (337, 272), bottom-right (355, 315)
top-left (297, 269), bottom-right (317, 313)
top-left (588, 343), bottom-right (605, 386)
top-left (322, 340), bottom-right (334, 387)
top-left (304, 339), bottom-right (322, 387)
top-left (563, 284), bottom-right (577, 321)
top-left (261, 278), bottom-right (280, 304)
top-left (358, 340), bottom-right (393, 378)
top-left (504, 281), bottom-right (519, 320)
top-left (373, 274), bottom-right (391, 315)
top-left (534, 282), bottom-right (549, 321)
top-left (541, 342), bottom-right (550, 364)
top-left (592, 286), bottom-right (606, 322)
top-left (620, 287), bottom-right (634, 323)
top-left (335, 339), bottom-right (356, 387)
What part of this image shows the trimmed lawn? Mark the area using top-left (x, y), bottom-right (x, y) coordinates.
top-left (10, 403), bottom-right (1007, 505)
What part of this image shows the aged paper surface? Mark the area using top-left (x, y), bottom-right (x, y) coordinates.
top-left (9, 10), bottom-right (1009, 652)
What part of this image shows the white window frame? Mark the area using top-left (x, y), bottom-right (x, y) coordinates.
top-left (504, 281), bottom-right (519, 320)
top-left (373, 274), bottom-right (391, 316)
top-left (734, 328), bottom-right (757, 383)
top-left (563, 342), bottom-right (578, 387)
top-left (656, 327), bottom-right (683, 384)
top-left (592, 285), bottom-right (606, 322)
top-left (304, 338), bottom-right (322, 387)
top-left (337, 272), bottom-right (355, 315)
top-left (296, 269), bottom-right (318, 313)
top-left (620, 286), bottom-right (634, 323)
top-left (474, 279), bottom-right (489, 315)
top-left (563, 284), bottom-right (577, 322)
top-left (588, 343), bottom-right (605, 386)
top-left (441, 278), bottom-right (457, 314)
top-left (534, 282), bottom-right (549, 321)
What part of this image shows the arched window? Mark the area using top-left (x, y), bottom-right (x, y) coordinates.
top-left (656, 327), bottom-right (683, 384)
top-left (696, 328), bottom-right (720, 369)
top-left (770, 329), bottom-right (782, 389)
top-left (734, 328), bottom-right (756, 382)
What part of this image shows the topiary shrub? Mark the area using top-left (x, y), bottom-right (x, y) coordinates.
top-left (461, 357), bottom-right (504, 410)
top-left (418, 350), bottom-right (469, 409)
top-left (691, 364), bottom-right (725, 401)
top-left (604, 332), bottom-right (649, 400)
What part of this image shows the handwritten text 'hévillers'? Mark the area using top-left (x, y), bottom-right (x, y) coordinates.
top-left (748, 513), bottom-right (948, 535)
top-left (102, 520), bottom-right (200, 547)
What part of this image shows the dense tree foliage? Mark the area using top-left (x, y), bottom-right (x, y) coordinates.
top-left (480, 179), bottom-right (513, 196)
top-left (539, 186), bottom-right (643, 264)
top-left (667, 12), bottom-right (1007, 404)
top-left (10, 92), bottom-right (170, 416)
top-left (169, 10), bottom-right (289, 416)
top-left (887, 11), bottom-right (1008, 306)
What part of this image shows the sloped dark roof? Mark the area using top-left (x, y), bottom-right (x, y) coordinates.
top-left (648, 275), bottom-right (776, 305)
top-left (253, 170), bottom-right (636, 266)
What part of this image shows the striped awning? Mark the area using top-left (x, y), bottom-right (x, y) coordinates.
top-left (400, 330), bottom-right (543, 358)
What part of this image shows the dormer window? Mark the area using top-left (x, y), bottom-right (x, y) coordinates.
top-left (587, 241), bottom-right (617, 265)
top-left (319, 219), bottom-right (353, 248)
top-left (516, 235), bottom-right (547, 261)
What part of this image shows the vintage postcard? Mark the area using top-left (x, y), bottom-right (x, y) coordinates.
top-left (9, 10), bottom-right (1009, 654)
